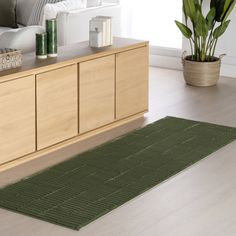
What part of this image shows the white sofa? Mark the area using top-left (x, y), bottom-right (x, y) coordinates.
top-left (0, 26), bottom-right (44, 53)
top-left (0, 1), bottom-right (121, 53)
top-left (57, 3), bottom-right (121, 46)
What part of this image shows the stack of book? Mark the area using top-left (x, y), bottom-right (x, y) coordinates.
top-left (89, 16), bottom-right (113, 47)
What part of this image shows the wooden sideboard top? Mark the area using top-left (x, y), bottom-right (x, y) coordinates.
top-left (0, 37), bottom-right (148, 83)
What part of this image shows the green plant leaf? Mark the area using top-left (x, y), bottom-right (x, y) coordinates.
top-left (213, 20), bottom-right (231, 38)
top-left (210, 0), bottom-right (221, 9)
top-left (183, 0), bottom-right (196, 20)
top-left (194, 0), bottom-right (202, 12)
top-left (206, 7), bottom-right (216, 29)
top-left (175, 20), bottom-right (193, 38)
top-left (223, 0), bottom-right (233, 15)
top-left (212, 0), bottom-right (226, 22)
top-left (195, 11), bottom-right (209, 37)
top-left (222, 0), bottom-right (236, 22)
top-left (210, 0), bottom-right (236, 22)
top-left (183, 4), bottom-right (188, 23)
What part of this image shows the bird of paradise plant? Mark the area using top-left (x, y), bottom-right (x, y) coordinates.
top-left (175, 0), bottom-right (236, 62)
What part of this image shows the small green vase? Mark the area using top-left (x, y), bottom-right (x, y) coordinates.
top-left (36, 33), bottom-right (47, 59)
top-left (46, 19), bottom-right (58, 58)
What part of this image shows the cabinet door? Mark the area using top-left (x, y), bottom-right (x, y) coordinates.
top-left (0, 76), bottom-right (35, 164)
top-left (116, 46), bottom-right (149, 119)
top-left (37, 65), bottom-right (78, 150)
top-left (79, 55), bottom-right (115, 133)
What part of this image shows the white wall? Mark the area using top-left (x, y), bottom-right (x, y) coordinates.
top-left (183, 1), bottom-right (236, 78)
top-left (120, 0), bottom-right (182, 48)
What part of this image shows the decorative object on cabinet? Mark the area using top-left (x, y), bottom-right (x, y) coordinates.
top-left (46, 18), bottom-right (58, 57)
top-left (89, 16), bottom-right (113, 47)
top-left (0, 48), bottom-right (22, 71)
top-left (36, 33), bottom-right (48, 59)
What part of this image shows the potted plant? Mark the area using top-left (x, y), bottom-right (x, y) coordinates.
top-left (175, 0), bottom-right (236, 86)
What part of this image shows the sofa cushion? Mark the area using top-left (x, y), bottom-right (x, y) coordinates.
top-left (0, 26), bottom-right (44, 53)
top-left (87, 0), bottom-right (102, 8)
top-left (0, 27), bottom-right (12, 35)
top-left (0, 0), bottom-right (17, 28)
top-left (28, 0), bottom-right (64, 26)
top-left (16, 0), bottom-right (38, 26)
top-left (41, 0), bottom-right (87, 26)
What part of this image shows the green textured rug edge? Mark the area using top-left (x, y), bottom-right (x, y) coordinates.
top-left (0, 116), bottom-right (235, 231)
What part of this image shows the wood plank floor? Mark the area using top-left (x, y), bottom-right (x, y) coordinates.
top-left (0, 67), bottom-right (236, 236)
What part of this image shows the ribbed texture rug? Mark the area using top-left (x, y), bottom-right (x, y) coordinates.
top-left (0, 117), bottom-right (235, 230)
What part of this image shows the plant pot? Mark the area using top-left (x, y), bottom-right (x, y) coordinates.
top-left (182, 52), bottom-right (225, 87)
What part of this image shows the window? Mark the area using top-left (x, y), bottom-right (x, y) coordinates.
top-left (121, 0), bottom-right (182, 49)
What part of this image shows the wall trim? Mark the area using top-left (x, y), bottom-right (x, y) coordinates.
top-left (149, 46), bottom-right (182, 70)
top-left (220, 63), bottom-right (236, 78)
top-left (150, 46), bottom-right (236, 78)
top-left (149, 54), bottom-right (182, 70)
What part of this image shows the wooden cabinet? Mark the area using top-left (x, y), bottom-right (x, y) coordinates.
top-left (0, 76), bottom-right (35, 164)
top-left (79, 55), bottom-right (115, 133)
top-left (116, 46), bottom-right (149, 119)
top-left (0, 38), bottom-right (149, 171)
top-left (36, 65), bottom-right (78, 150)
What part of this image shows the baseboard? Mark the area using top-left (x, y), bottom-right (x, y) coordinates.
top-left (150, 54), bottom-right (236, 78)
top-left (149, 54), bottom-right (182, 70)
top-left (220, 62), bottom-right (236, 78)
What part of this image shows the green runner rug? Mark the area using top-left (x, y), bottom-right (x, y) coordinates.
top-left (0, 117), bottom-right (236, 230)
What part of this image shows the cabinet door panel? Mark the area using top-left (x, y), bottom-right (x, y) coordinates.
top-left (37, 65), bottom-right (78, 150)
top-left (80, 55), bottom-right (115, 133)
top-left (0, 76), bottom-right (35, 164)
top-left (116, 46), bottom-right (149, 119)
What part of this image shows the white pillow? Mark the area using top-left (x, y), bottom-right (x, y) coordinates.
top-left (40, 0), bottom-right (87, 26)
top-left (28, 0), bottom-right (64, 26)
top-left (16, 0), bottom-right (38, 26)
top-left (0, 26), bottom-right (44, 53)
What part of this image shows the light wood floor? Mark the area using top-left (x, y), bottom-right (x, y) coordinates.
top-left (0, 67), bottom-right (236, 236)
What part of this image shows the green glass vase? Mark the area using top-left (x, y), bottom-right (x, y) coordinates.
top-left (36, 33), bottom-right (47, 59)
top-left (46, 19), bottom-right (58, 58)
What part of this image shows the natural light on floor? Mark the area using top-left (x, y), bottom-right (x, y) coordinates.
top-left (121, 0), bottom-right (183, 49)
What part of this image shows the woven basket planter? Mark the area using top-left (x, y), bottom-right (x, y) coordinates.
top-left (182, 52), bottom-right (225, 87)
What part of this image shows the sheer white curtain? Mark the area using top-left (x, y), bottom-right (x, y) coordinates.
top-left (120, 0), bottom-right (182, 49)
